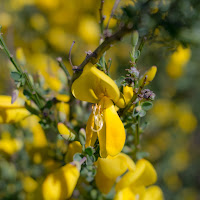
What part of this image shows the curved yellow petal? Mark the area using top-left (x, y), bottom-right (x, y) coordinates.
top-left (116, 159), bottom-right (157, 191)
top-left (141, 186), bottom-right (164, 200)
top-left (57, 123), bottom-right (76, 141)
top-left (42, 163), bottom-right (80, 200)
top-left (97, 153), bottom-right (135, 180)
top-left (71, 64), bottom-right (120, 103)
top-left (123, 86), bottom-right (134, 104)
top-left (114, 187), bottom-right (136, 200)
top-left (140, 66), bottom-right (157, 86)
top-left (99, 97), bottom-right (126, 157)
top-left (85, 111), bottom-right (98, 148)
top-left (95, 161), bottom-right (116, 194)
top-left (115, 92), bottom-right (126, 108)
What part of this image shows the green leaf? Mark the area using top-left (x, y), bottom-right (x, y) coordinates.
top-left (132, 107), bottom-right (140, 117)
top-left (73, 153), bottom-right (83, 162)
top-left (136, 151), bottom-right (150, 160)
top-left (79, 133), bottom-right (86, 147)
top-left (10, 72), bottom-right (21, 81)
top-left (115, 76), bottom-right (125, 87)
top-left (141, 101), bottom-right (153, 111)
top-left (139, 109), bottom-right (146, 117)
top-left (85, 147), bottom-right (95, 156)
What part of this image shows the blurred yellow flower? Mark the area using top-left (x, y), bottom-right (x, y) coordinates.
top-left (140, 66), bottom-right (157, 86)
top-left (95, 153), bottom-right (135, 194)
top-left (78, 16), bottom-right (100, 44)
top-left (177, 109), bottom-right (197, 134)
top-left (0, 95), bottom-right (30, 124)
top-left (65, 141), bottom-right (82, 163)
top-left (23, 176), bottom-right (38, 193)
top-left (116, 159), bottom-right (157, 192)
top-left (34, 0), bottom-right (60, 10)
top-left (141, 186), bottom-right (164, 200)
top-left (0, 135), bottom-right (22, 155)
top-left (0, 12), bottom-right (12, 28)
top-left (114, 159), bottom-right (164, 200)
top-left (42, 163), bottom-right (80, 200)
top-left (57, 123), bottom-right (76, 141)
top-left (166, 45), bottom-right (191, 79)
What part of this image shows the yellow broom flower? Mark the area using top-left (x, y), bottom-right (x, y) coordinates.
top-left (72, 64), bottom-right (125, 157)
top-left (42, 163), bottom-right (80, 200)
top-left (95, 153), bottom-right (135, 194)
top-left (0, 95), bottom-right (30, 123)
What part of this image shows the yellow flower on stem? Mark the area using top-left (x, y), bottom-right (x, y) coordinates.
top-left (113, 159), bottom-right (164, 200)
top-left (42, 162), bottom-right (80, 200)
top-left (0, 95), bottom-right (30, 123)
top-left (95, 153), bottom-right (135, 194)
top-left (71, 64), bottom-right (120, 104)
top-left (139, 66), bottom-right (157, 86)
top-left (72, 64), bottom-right (125, 157)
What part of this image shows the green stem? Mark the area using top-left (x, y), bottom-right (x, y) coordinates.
top-left (0, 29), bottom-right (43, 109)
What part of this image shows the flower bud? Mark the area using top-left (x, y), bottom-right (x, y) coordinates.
top-left (57, 123), bottom-right (76, 141)
top-left (140, 66), bottom-right (157, 86)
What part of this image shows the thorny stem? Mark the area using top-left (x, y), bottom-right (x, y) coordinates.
top-left (0, 29), bottom-right (43, 109)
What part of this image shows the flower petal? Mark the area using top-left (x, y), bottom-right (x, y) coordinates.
top-left (141, 186), bottom-right (164, 200)
top-left (71, 64), bottom-right (120, 103)
top-left (42, 163), bottom-right (80, 200)
top-left (114, 187), bottom-right (136, 200)
top-left (116, 159), bottom-right (157, 191)
top-left (85, 111), bottom-right (98, 148)
top-left (99, 97), bottom-right (126, 157)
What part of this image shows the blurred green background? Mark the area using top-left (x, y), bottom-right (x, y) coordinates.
top-left (0, 0), bottom-right (200, 199)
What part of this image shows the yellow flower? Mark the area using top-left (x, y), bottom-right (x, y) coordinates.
top-left (86, 97), bottom-right (125, 157)
top-left (0, 95), bottom-right (30, 124)
top-left (65, 141), bottom-right (82, 163)
top-left (141, 186), bottom-right (164, 200)
top-left (116, 159), bottom-right (157, 191)
top-left (57, 123), bottom-right (76, 141)
top-left (72, 64), bottom-right (125, 157)
top-left (42, 163), bottom-right (80, 200)
top-left (23, 176), bottom-right (38, 193)
top-left (113, 159), bottom-right (164, 200)
top-left (0, 133), bottom-right (22, 155)
top-left (114, 187), bottom-right (136, 200)
top-left (95, 153), bottom-right (135, 194)
top-left (139, 66), bottom-right (157, 86)
top-left (166, 45), bottom-right (191, 79)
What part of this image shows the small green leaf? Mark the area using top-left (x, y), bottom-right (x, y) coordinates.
top-left (139, 110), bottom-right (146, 117)
top-left (141, 101), bottom-right (153, 111)
top-left (10, 72), bottom-right (21, 81)
top-left (73, 153), bottom-right (83, 162)
top-left (132, 107), bottom-right (140, 117)
top-left (85, 147), bottom-right (94, 156)
top-left (136, 151), bottom-right (150, 160)
top-left (115, 76), bottom-right (125, 87)
top-left (79, 133), bottom-right (86, 147)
